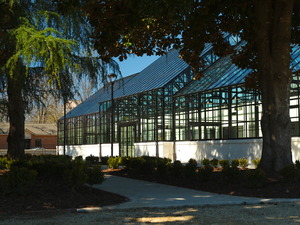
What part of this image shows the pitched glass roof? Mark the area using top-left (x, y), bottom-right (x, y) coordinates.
top-left (65, 49), bottom-right (190, 118)
top-left (65, 41), bottom-right (300, 119)
top-left (176, 44), bottom-right (300, 97)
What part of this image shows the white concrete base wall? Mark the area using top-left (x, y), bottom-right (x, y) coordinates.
top-left (134, 142), bottom-right (174, 159)
top-left (175, 137), bottom-right (300, 163)
top-left (57, 144), bottom-right (100, 159)
top-left (160, 142), bottom-right (174, 160)
top-left (100, 143), bottom-right (120, 157)
top-left (135, 142), bottom-right (157, 156)
top-left (57, 137), bottom-right (300, 163)
top-left (292, 137), bottom-right (300, 161)
top-left (175, 139), bottom-right (262, 163)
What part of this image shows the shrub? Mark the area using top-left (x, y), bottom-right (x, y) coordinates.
top-left (100, 156), bottom-right (110, 165)
top-left (75, 156), bottom-right (83, 161)
top-left (198, 165), bottom-right (213, 181)
top-left (185, 158), bottom-right (198, 178)
top-left (28, 156), bottom-right (71, 182)
top-left (231, 159), bottom-right (240, 169)
top-left (210, 158), bottom-right (219, 168)
top-left (85, 155), bottom-right (100, 166)
top-left (252, 158), bottom-right (260, 168)
top-left (170, 160), bottom-right (184, 178)
top-left (0, 157), bottom-right (14, 169)
top-left (130, 157), bottom-right (146, 172)
top-left (244, 169), bottom-right (266, 188)
top-left (86, 165), bottom-right (104, 185)
top-left (202, 158), bottom-right (211, 167)
top-left (63, 160), bottom-right (88, 188)
top-left (10, 160), bottom-right (32, 169)
top-left (156, 159), bottom-right (171, 178)
top-left (221, 166), bottom-right (240, 185)
top-left (239, 158), bottom-right (249, 169)
top-left (295, 160), bottom-right (300, 170)
top-left (121, 157), bottom-right (131, 169)
top-left (187, 158), bottom-right (197, 167)
top-left (107, 156), bottom-right (122, 169)
top-left (280, 164), bottom-right (300, 184)
top-left (219, 159), bottom-right (230, 169)
top-left (139, 156), bottom-right (157, 176)
top-left (1, 167), bottom-right (37, 195)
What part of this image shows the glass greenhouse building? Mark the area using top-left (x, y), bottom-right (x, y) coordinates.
top-left (57, 36), bottom-right (300, 163)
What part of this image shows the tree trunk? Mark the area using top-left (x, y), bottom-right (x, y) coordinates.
top-left (6, 66), bottom-right (25, 160)
top-left (254, 0), bottom-right (294, 173)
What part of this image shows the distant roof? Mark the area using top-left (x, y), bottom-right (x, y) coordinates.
top-left (65, 49), bottom-right (190, 118)
top-left (0, 123), bottom-right (57, 135)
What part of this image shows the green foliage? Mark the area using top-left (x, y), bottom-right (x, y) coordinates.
top-left (121, 157), bottom-right (131, 168)
top-left (185, 158), bottom-right (198, 178)
top-left (170, 160), bottom-right (184, 178)
top-left (6, 17), bottom-right (78, 77)
top-left (280, 164), bottom-right (300, 184)
top-left (252, 158), bottom-right (260, 168)
top-left (238, 158), bottom-right (249, 169)
top-left (221, 166), bottom-right (240, 185)
top-left (244, 169), bottom-right (266, 188)
top-left (219, 159), bottom-right (230, 169)
top-left (201, 158), bottom-right (211, 167)
top-left (0, 155), bottom-right (104, 195)
top-left (100, 156), bottom-right (110, 165)
top-left (75, 156), bottom-right (83, 161)
top-left (63, 158), bottom-right (88, 188)
top-left (210, 158), bottom-right (219, 168)
top-left (231, 159), bottom-right (240, 169)
top-left (2, 0), bottom-right (115, 160)
top-left (127, 157), bottom-right (145, 172)
top-left (156, 158), bottom-right (171, 179)
top-left (295, 160), bottom-right (300, 170)
top-left (0, 156), bottom-right (14, 169)
top-left (139, 157), bottom-right (157, 176)
top-left (25, 155), bottom-right (72, 182)
top-left (85, 155), bottom-right (100, 166)
top-left (198, 165), bottom-right (213, 182)
top-left (187, 158), bottom-right (198, 167)
top-left (107, 156), bottom-right (122, 169)
top-left (86, 165), bottom-right (104, 185)
top-left (1, 167), bottom-right (37, 195)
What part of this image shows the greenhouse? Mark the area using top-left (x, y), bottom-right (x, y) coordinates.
top-left (57, 36), bottom-right (300, 162)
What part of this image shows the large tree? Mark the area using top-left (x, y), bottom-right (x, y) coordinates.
top-left (84, 0), bottom-right (300, 173)
top-left (0, 0), bottom-right (119, 159)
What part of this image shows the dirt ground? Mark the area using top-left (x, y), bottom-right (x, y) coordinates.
top-left (1, 202), bottom-right (300, 225)
top-left (0, 181), bottom-right (128, 214)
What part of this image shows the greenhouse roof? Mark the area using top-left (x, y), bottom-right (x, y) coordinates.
top-left (64, 42), bottom-right (300, 119)
top-left (65, 49), bottom-right (190, 118)
top-left (176, 44), bottom-right (300, 96)
top-left (175, 55), bottom-right (251, 96)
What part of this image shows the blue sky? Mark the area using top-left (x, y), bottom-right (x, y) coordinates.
top-left (115, 54), bottom-right (160, 78)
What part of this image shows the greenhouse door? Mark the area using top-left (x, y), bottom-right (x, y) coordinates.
top-left (119, 124), bottom-right (135, 157)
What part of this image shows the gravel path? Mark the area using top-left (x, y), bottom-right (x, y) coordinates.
top-left (1, 202), bottom-right (300, 224)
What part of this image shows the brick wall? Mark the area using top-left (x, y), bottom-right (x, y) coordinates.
top-left (0, 135), bottom-right (8, 149)
top-left (0, 134), bottom-right (57, 150)
top-left (31, 135), bottom-right (58, 149)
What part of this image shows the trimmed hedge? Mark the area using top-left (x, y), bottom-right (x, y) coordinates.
top-left (0, 155), bottom-right (104, 195)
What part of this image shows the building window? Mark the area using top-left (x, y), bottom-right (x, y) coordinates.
top-left (35, 139), bottom-right (42, 148)
top-left (25, 139), bottom-right (31, 149)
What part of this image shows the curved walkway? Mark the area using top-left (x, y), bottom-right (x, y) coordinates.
top-left (94, 175), bottom-right (300, 209)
